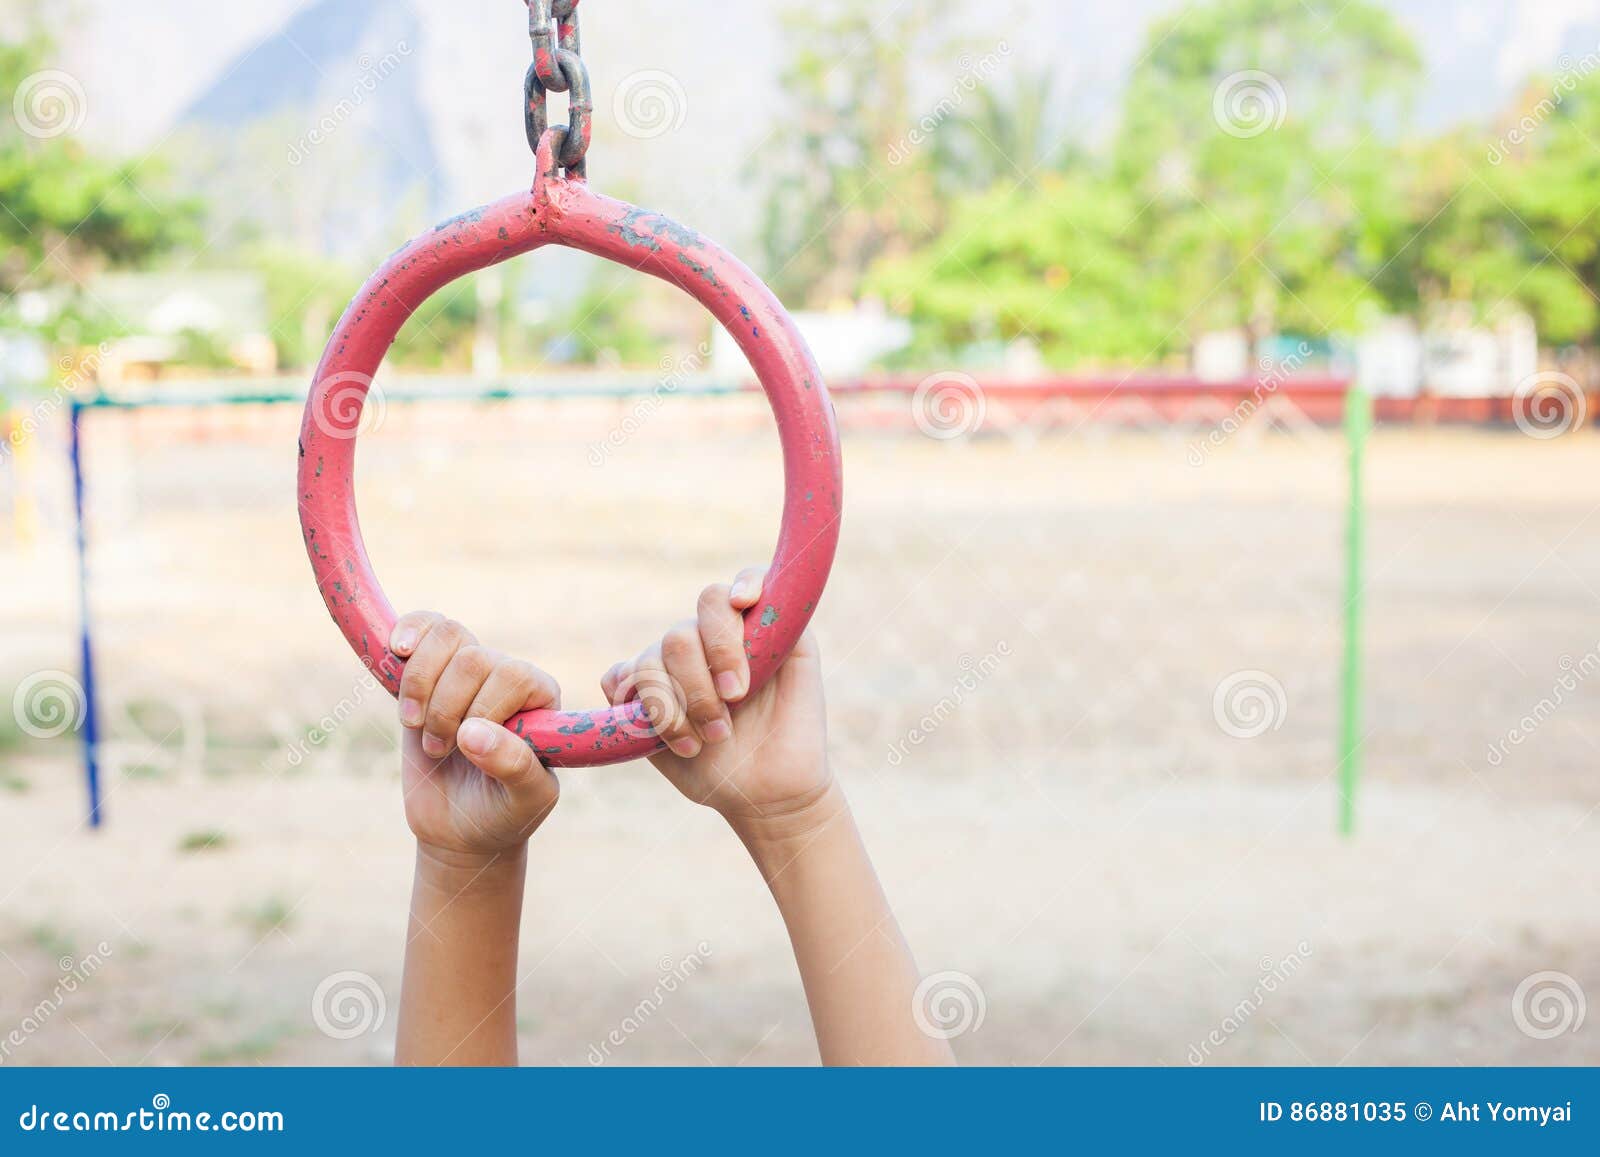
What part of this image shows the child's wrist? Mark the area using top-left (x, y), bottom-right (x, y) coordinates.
top-left (414, 841), bottom-right (528, 897)
top-left (724, 777), bottom-right (851, 853)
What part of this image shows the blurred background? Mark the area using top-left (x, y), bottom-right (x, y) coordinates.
top-left (0, 0), bottom-right (1596, 1066)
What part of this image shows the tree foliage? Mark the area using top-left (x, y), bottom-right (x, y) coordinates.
top-left (0, 28), bottom-right (198, 302)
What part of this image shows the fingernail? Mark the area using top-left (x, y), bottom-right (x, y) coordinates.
top-left (668, 736), bottom-right (701, 758)
top-left (703, 719), bottom-right (732, 744)
top-left (458, 719), bottom-right (496, 757)
top-left (400, 698), bottom-right (424, 727)
top-left (422, 733), bottom-right (447, 758)
top-left (393, 627), bottom-right (418, 654)
top-left (730, 579), bottom-right (752, 602)
top-left (715, 671), bottom-right (743, 700)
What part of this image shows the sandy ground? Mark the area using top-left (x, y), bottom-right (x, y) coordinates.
top-left (1, 397), bottom-right (1596, 1066)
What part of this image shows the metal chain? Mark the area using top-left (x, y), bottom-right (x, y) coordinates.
top-left (524, 0), bottom-right (592, 177)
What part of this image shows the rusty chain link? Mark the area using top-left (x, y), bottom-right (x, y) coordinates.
top-left (524, 0), bottom-right (592, 177)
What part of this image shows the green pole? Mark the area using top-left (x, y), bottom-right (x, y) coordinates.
top-left (1338, 386), bottom-right (1371, 837)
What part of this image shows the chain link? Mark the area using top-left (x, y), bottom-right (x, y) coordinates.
top-left (524, 0), bottom-right (592, 177)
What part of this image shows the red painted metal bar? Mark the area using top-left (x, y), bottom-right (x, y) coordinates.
top-left (829, 376), bottom-right (1352, 400)
top-left (298, 131), bottom-right (842, 767)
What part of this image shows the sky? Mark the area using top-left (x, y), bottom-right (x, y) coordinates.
top-left (41, 0), bottom-right (1600, 248)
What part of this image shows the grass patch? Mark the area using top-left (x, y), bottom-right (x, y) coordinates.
top-left (194, 1020), bottom-right (297, 1064)
top-left (235, 896), bottom-right (294, 939)
top-left (177, 830), bottom-right (230, 854)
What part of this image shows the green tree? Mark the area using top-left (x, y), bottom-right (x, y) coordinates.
top-left (753, 0), bottom-right (958, 306)
top-left (869, 175), bottom-right (1176, 367)
top-left (1113, 0), bottom-right (1421, 345)
top-left (0, 27), bottom-right (197, 305)
top-left (932, 66), bottom-right (1078, 195)
top-left (1381, 128), bottom-right (1594, 346)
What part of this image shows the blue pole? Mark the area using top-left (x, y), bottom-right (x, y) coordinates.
top-left (68, 402), bottom-right (103, 829)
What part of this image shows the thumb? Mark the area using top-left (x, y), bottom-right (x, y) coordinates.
top-left (457, 718), bottom-right (557, 806)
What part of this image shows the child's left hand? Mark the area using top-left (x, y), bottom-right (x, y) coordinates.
top-left (389, 612), bottom-right (562, 858)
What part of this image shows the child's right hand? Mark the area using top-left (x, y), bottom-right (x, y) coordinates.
top-left (601, 568), bottom-right (837, 835)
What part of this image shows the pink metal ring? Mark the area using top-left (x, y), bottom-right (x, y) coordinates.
top-left (298, 131), bottom-right (842, 767)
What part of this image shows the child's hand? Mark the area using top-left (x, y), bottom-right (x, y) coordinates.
top-left (601, 568), bottom-right (833, 830)
top-left (390, 613), bottom-right (562, 858)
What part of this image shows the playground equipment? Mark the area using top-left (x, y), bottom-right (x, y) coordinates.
top-left (297, 1), bottom-right (842, 766)
top-left (61, 376), bottom-right (1367, 830)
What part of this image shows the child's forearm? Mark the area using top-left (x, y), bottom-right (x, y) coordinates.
top-left (396, 843), bottom-right (527, 1066)
top-left (731, 782), bottom-right (955, 1066)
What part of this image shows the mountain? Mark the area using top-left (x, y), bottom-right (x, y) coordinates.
top-left (176, 0), bottom-right (443, 257)
top-left (89, 0), bottom-right (1600, 262)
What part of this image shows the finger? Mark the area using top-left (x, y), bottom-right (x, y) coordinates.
top-left (698, 583), bottom-right (751, 703)
top-left (466, 659), bottom-right (561, 727)
top-left (397, 617), bottom-right (474, 731)
top-left (728, 567), bottom-right (767, 611)
top-left (456, 718), bottom-right (559, 814)
top-left (662, 619), bottom-right (730, 749)
top-left (389, 611), bottom-right (444, 658)
top-left (422, 645), bottom-right (498, 759)
top-left (632, 643), bottom-right (697, 757)
top-left (600, 661), bottom-right (630, 705)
